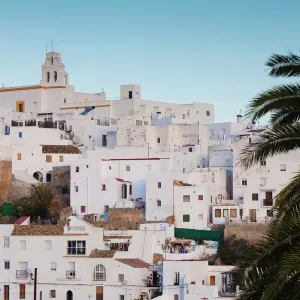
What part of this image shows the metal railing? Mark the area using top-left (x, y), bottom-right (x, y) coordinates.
top-left (66, 271), bottom-right (76, 279)
top-left (67, 247), bottom-right (86, 255)
top-left (38, 121), bottom-right (57, 128)
top-left (16, 270), bottom-right (28, 279)
top-left (262, 199), bottom-right (273, 207)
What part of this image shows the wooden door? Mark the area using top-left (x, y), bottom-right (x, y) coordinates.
top-left (96, 286), bottom-right (103, 300)
top-left (249, 209), bottom-right (256, 222)
top-left (210, 276), bottom-right (216, 285)
top-left (4, 285), bottom-right (9, 300)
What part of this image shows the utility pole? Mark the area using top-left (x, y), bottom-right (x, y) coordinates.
top-left (33, 268), bottom-right (37, 300)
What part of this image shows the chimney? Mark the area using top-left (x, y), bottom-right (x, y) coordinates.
top-left (237, 110), bottom-right (242, 123)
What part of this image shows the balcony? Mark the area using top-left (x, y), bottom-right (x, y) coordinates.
top-left (16, 270), bottom-right (28, 279)
top-left (66, 271), bottom-right (76, 279)
top-left (66, 247), bottom-right (86, 255)
top-left (262, 199), bottom-right (273, 207)
top-left (38, 121), bottom-right (57, 128)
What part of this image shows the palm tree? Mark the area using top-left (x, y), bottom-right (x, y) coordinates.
top-left (237, 52), bottom-right (300, 300)
top-left (30, 184), bottom-right (53, 218)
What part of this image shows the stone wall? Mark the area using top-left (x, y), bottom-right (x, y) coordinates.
top-left (0, 160), bottom-right (12, 203)
top-left (108, 207), bottom-right (145, 222)
top-left (52, 166), bottom-right (70, 208)
top-left (224, 223), bottom-right (269, 244)
top-left (8, 176), bottom-right (32, 200)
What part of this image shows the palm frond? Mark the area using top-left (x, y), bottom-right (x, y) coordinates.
top-left (238, 123), bottom-right (300, 169)
top-left (243, 83), bottom-right (300, 124)
top-left (266, 52), bottom-right (300, 77)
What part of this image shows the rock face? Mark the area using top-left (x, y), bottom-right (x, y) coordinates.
top-left (52, 166), bottom-right (71, 208)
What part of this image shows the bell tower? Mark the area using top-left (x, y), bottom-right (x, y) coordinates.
top-left (41, 52), bottom-right (69, 86)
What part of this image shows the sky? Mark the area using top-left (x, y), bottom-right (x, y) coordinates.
top-left (0, 0), bottom-right (299, 122)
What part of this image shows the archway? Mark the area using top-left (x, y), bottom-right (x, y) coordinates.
top-left (33, 171), bottom-right (43, 183)
top-left (67, 290), bottom-right (73, 300)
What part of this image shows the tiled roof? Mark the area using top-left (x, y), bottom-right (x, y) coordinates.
top-left (116, 258), bottom-right (149, 268)
top-left (42, 145), bottom-right (81, 154)
top-left (89, 250), bottom-right (116, 258)
top-left (12, 225), bottom-right (64, 236)
top-left (102, 158), bottom-right (169, 161)
top-left (153, 253), bottom-right (164, 265)
top-left (115, 178), bottom-right (131, 183)
top-left (14, 216), bottom-right (30, 225)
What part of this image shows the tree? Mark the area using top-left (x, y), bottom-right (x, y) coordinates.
top-left (30, 184), bottom-right (53, 218)
top-left (217, 235), bottom-right (258, 266)
top-left (237, 52), bottom-right (300, 300)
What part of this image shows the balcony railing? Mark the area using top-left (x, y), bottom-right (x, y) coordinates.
top-left (38, 121), bottom-right (57, 128)
top-left (67, 247), bottom-right (86, 255)
top-left (262, 199), bottom-right (273, 207)
top-left (174, 280), bottom-right (180, 286)
top-left (16, 270), bottom-right (28, 279)
top-left (66, 271), bottom-right (76, 279)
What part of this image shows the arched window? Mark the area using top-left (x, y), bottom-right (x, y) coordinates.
top-left (54, 71), bottom-right (57, 82)
top-left (46, 171), bottom-right (52, 183)
top-left (93, 264), bottom-right (106, 281)
top-left (47, 72), bottom-right (50, 83)
top-left (51, 57), bottom-right (54, 65)
top-left (33, 171), bottom-right (43, 183)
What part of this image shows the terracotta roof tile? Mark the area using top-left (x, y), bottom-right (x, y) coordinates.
top-left (14, 216), bottom-right (30, 225)
top-left (89, 250), bottom-right (116, 258)
top-left (42, 145), bottom-right (81, 154)
top-left (12, 225), bottom-right (64, 236)
top-left (104, 236), bottom-right (132, 240)
top-left (116, 258), bottom-right (149, 268)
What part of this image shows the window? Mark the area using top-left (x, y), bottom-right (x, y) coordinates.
top-left (198, 195), bottom-right (203, 200)
top-left (75, 166), bottom-right (79, 172)
top-left (59, 155), bottom-right (64, 162)
top-left (54, 71), bottom-right (57, 82)
top-left (46, 171), bottom-right (52, 183)
top-left (17, 153), bottom-right (22, 160)
top-left (174, 272), bottom-right (180, 285)
top-left (16, 101), bottom-right (25, 113)
top-left (67, 241), bottom-right (86, 255)
top-left (19, 284), bottom-right (25, 299)
top-left (75, 186), bottom-right (79, 192)
top-left (215, 209), bottom-right (221, 218)
top-left (261, 161), bottom-right (266, 166)
top-left (223, 209), bottom-right (229, 217)
top-left (46, 155), bottom-right (52, 163)
top-left (218, 194), bottom-right (223, 200)
top-left (19, 241), bottom-right (26, 250)
top-left (3, 236), bottom-right (9, 247)
top-left (230, 209), bottom-right (237, 218)
top-left (174, 295), bottom-right (179, 300)
top-left (109, 166), bottom-right (111, 170)
top-left (102, 135), bottom-right (107, 147)
top-left (81, 206), bottom-right (86, 213)
top-left (120, 296), bottom-right (125, 300)
top-left (183, 215), bottom-right (190, 222)
top-left (136, 120), bottom-right (143, 126)
top-left (45, 240), bottom-right (52, 250)
top-left (128, 91), bottom-right (132, 99)
top-left (183, 195), bottom-right (190, 202)
top-left (198, 214), bottom-right (203, 220)
top-left (47, 72), bottom-right (50, 83)
top-left (50, 290), bottom-right (56, 298)
top-left (121, 184), bottom-right (127, 199)
top-left (157, 200), bottom-right (161, 207)
top-left (101, 184), bottom-right (106, 191)
top-left (280, 164), bottom-right (286, 171)
top-left (158, 182), bottom-right (161, 188)
top-left (206, 111), bottom-right (210, 116)
top-left (118, 274), bottom-right (124, 282)
top-left (126, 165), bottom-right (130, 172)
top-left (93, 264), bottom-right (106, 281)
top-left (189, 147), bottom-right (193, 152)
top-left (51, 57), bottom-right (54, 65)
top-left (4, 261), bottom-right (10, 270)
top-left (144, 121), bottom-right (148, 125)
top-left (50, 262), bottom-right (57, 271)
top-left (242, 179), bottom-right (247, 186)
top-left (18, 132), bottom-right (22, 138)
top-left (252, 193), bottom-right (259, 201)
top-left (4, 126), bottom-right (10, 135)
top-left (157, 137), bottom-right (160, 144)
top-left (64, 98), bottom-right (67, 103)
top-left (86, 165), bottom-right (89, 168)
top-left (129, 185), bottom-right (132, 195)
